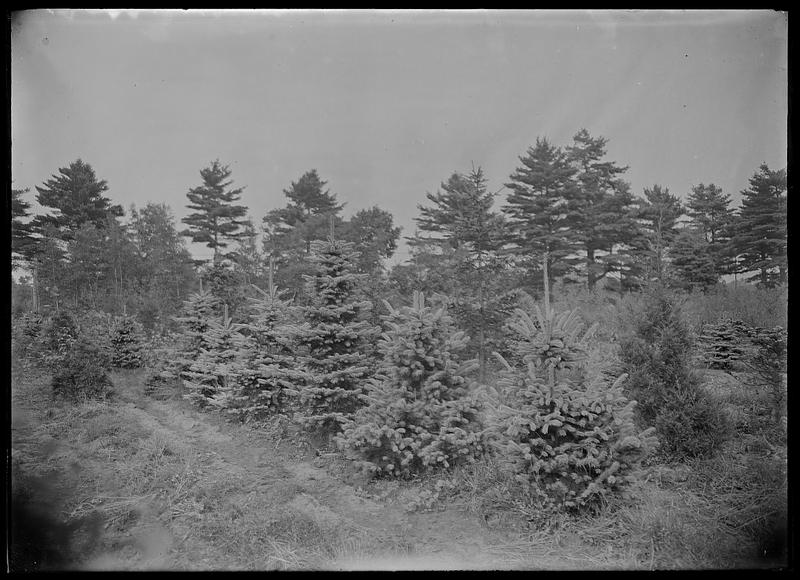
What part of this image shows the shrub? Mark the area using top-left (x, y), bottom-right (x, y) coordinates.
top-left (51, 338), bottom-right (114, 402)
top-left (486, 303), bottom-right (657, 516)
top-left (337, 291), bottom-right (485, 478)
top-left (619, 285), bottom-right (729, 459)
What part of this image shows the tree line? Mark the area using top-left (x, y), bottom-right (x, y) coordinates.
top-left (11, 128), bottom-right (787, 338)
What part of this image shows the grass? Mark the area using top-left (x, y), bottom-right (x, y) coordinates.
top-left (10, 351), bottom-right (789, 571)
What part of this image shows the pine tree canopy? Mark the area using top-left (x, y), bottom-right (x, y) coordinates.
top-left (503, 138), bottom-right (580, 278)
top-left (733, 164), bottom-right (787, 286)
top-left (32, 159), bottom-right (123, 238)
top-left (181, 160), bottom-right (249, 260)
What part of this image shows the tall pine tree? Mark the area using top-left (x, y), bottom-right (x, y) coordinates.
top-left (181, 160), bottom-right (249, 263)
top-left (566, 130), bottom-right (640, 290)
top-left (503, 138), bottom-right (580, 296)
top-left (732, 164), bottom-right (787, 287)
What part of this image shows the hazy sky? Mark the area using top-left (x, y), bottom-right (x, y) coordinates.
top-left (11, 9), bottom-right (788, 263)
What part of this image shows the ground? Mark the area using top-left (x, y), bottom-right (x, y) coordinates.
top-left (9, 365), bottom-right (789, 571)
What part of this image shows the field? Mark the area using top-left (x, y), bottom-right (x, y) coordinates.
top-left (10, 361), bottom-right (788, 571)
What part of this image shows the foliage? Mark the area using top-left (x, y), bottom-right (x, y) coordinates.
top-left (295, 233), bottom-right (377, 435)
top-left (668, 227), bottom-right (720, 291)
top-left (40, 311), bottom-right (80, 370)
top-left (182, 307), bottom-right (250, 409)
top-left (11, 312), bottom-right (46, 362)
top-left (181, 159), bottom-right (250, 262)
top-left (686, 182), bottom-right (736, 276)
top-left (732, 164), bottom-right (787, 287)
top-left (681, 283), bottom-right (787, 331)
top-left (486, 302), bottom-right (656, 516)
top-left (338, 291), bottom-right (484, 478)
top-left (566, 129), bottom-right (640, 290)
top-left (224, 272), bottom-right (303, 421)
top-left (51, 337), bottom-right (114, 402)
top-left (745, 326), bottom-right (787, 425)
top-left (619, 285), bottom-right (729, 459)
top-left (173, 287), bottom-right (220, 372)
top-left (503, 137), bottom-right (580, 287)
top-left (31, 159), bottom-right (123, 239)
top-left (110, 315), bottom-right (144, 369)
top-left (697, 317), bottom-right (753, 370)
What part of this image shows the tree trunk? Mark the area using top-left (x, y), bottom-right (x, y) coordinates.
top-left (587, 247), bottom-right (596, 290)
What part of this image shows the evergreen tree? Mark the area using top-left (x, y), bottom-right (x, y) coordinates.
top-left (669, 226), bottom-right (720, 291)
top-left (181, 160), bottom-right (249, 263)
top-left (110, 315), bottom-right (144, 369)
top-left (295, 228), bottom-right (377, 436)
top-left (230, 262), bottom-right (304, 421)
top-left (619, 285), bottom-right (729, 459)
top-left (338, 291), bottom-right (484, 478)
top-left (182, 305), bottom-right (250, 408)
top-left (732, 164), bottom-right (787, 287)
top-left (634, 185), bottom-right (684, 283)
top-left (263, 169), bottom-right (345, 298)
top-left (503, 138), bottom-right (580, 294)
top-left (31, 159), bottom-right (123, 239)
top-left (686, 183), bottom-right (735, 276)
top-left (697, 317), bottom-right (751, 370)
top-left (566, 130), bottom-right (640, 290)
top-left (339, 206), bottom-right (402, 274)
top-left (413, 167), bottom-right (509, 380)
top-left (487, 301), bottom-right (656, 515)
top-left (11, 187), bottom-right (37, 270)
top-left (173, 287), bottom-right (220, 377)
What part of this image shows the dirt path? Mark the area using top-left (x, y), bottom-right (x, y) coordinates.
top-left (11, 370), bottom-right (534, 571)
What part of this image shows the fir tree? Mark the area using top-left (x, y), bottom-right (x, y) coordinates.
top-left (295, 227), bottom-right (377, 436)
top-left (338, 291), bottom-right (485, 478)
top-left (110, 315), bottom-right (144, 369)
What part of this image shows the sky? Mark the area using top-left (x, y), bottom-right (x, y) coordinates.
top-left (11, 9), bottom-right (788, 265)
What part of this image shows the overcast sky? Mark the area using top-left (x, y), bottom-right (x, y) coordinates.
top-left (11, 9), bottom-right (788, 264)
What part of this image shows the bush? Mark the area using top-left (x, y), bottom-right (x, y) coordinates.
top-left (337, 291), bottom-right (485, 478)
top-left (51, 338), bottom-right (114, 402)
top-left (682, 283), bottom-right (787, 331)
top-left (746, 326), bottom-right (787, 426)
top-left (619, 285), bottom-right (729, 459)
top-left (486, 304), bottom-right (657, 516)
top-left (697, 317), bottom-right (754, 370)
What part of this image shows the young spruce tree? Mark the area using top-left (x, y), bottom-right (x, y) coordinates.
top-left (488, 292), bottom-right (657, 515)
top-left (295, 226), bottom-right (377, 436)
top-left (230, 260), bottom-right (303, 421)
top-left (338, 291), bottom-right (485, 478)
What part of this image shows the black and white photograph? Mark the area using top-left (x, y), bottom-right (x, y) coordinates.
top-left (9, 8), bottom-right (788, 571)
